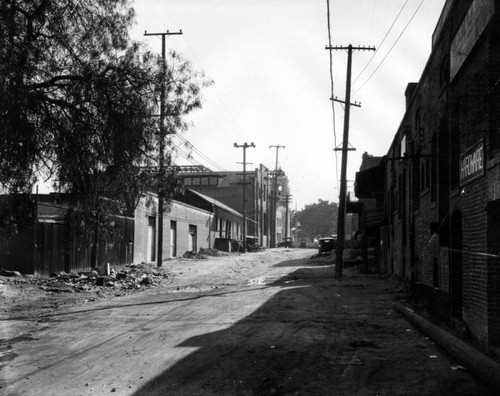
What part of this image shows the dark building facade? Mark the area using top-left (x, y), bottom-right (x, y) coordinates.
top-left (355, 0), bottom-right (500, 344)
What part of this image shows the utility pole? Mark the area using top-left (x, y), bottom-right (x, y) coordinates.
top-left (269, 145), bottom-right (285, 247)
top-left (144, 29), bottom-right (183, 268)
top-left (234, 142), bottom-right (255, 253)
top-left (326, 44), bottom-right (374, 278)
top-left (282, 194), bottom-right (293, 240)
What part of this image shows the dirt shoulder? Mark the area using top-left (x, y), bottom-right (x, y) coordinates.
top-left (0, 248), bottom-right (316, 319)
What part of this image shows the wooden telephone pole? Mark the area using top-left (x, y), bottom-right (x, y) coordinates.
top-left (325, 44), bottom-right (375, 278)
top-left (144, 29), bottom-right (182, 267)
top-left (234, 142), bottom-right (255, 252)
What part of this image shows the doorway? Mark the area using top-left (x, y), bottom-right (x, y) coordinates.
top-left (147, 216), bottom-right (156, 263)
top-left (450, 211), bottom-right (463, 319)
top-left (170, 221), bottom-right (177, 258)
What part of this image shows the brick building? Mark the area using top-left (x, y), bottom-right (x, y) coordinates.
top-left (355, 0), bottom-right (500, 344)
top-left (352, 153), bottom-right (385, 271)
top-left (178, 164), bottom-right (275, 247)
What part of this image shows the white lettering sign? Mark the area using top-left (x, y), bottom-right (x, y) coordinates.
top-left (460, 143), bottom-right (484, 185)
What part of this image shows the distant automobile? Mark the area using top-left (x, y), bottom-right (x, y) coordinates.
top-left (276, 237), bottom-right (294, 248)
top-left (299, 239), bottom-right (307, 248)
top-left (317, 236), bottom-right (336, 254)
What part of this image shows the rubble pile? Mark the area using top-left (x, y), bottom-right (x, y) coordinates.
top-left (198, 247), bottom-right (226, 257)
top-left (182, 247), bottom-right (228, 259)
top-left (182, 250), bottom-right (208, 259)
top-left (36, 263), bottom-right (172, 294)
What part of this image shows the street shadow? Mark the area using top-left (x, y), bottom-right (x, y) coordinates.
top-left (131, 265), bottom-right (345, 396)
top-left (272, 253), bottom-right (335, 268)
top-left (130, 261), bottom-right (495, 396)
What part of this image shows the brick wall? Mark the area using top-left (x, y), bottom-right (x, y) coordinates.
top-left (377, 0), bottom-right (500, 344)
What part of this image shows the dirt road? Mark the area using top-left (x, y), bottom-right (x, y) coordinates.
top-left (1, 249), bottom-right (495, 395)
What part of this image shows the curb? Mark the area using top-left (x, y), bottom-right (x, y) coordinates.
top-left (393, 302), bottom-right (500, 392)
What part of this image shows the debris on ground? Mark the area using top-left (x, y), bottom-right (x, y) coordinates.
top-left (183, 250), bottom-right (208, 259)
top-left (199, 247), bottom-right (227, 257)
top-left (183, 247), bottom-right (229, 259)
top-left (2, 262), bottom-right (173, 298)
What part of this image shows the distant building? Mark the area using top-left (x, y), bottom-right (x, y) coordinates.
top-left (178, 165), bottom-right (293, 248)
top-left (178, 164), bottom-right (272, 247)
top-left (351, 153), bottom-right (385, 270)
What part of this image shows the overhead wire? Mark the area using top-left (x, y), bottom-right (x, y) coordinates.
top-left (146, 17), bottom-right (230, 173)
top-left (352, 0), bottom-right (411, 87)
top-left (174, 133), bottom-right (227, 171)
top-left (179, 35), bottom-right (247, 137)
top-left (326, 0), bottom-right (340, 194)
top-left (353, 0), bottom-right (426, 95)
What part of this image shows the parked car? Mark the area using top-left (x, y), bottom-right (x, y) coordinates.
top-left (299, 239), bottom-right (307, 248)
top-left (276, 237), bottom-right (294, 248)
top-left (318, 236), bottom-right (336, 254)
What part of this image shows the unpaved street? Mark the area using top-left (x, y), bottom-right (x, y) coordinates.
top-left (1, 249), bottom-right (495, 395)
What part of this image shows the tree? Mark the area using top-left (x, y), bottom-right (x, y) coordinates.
top-left (295, 199), bottom-right (338, 241)
top-left (0, 0), bottom-right (211, 220)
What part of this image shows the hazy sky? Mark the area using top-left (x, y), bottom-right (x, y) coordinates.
top-left (130, 0), bottom-right (447, 210)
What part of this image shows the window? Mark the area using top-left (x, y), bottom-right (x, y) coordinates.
top-left (184, 178), bottom-right (192, 186)
top-left (433, 257), bottom-right (439, 288)
top-left (201, 177), bottom-right (209, 185)
top-left (400, 135), bottom-right (407, 158)
top-left (189, 225), bottom-right (197, 252)
top-left (439, 57), bottom-right (449, 90)
top-left (170, 221), bottom-right (177, 258)
top-left (414, 109), bottom-right (421, 135)
top-left (431, 134), bottom-right (437, 202)
top-left (209, 177), bottom-right (219, 186)
top-left (192, 177), bottom-right (200, 186)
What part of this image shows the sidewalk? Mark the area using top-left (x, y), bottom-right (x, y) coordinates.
top-left (275, 261), bottom-right (499, 395)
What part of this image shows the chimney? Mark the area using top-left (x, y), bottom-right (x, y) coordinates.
top-left (405, 82), bottom-right (418, 110)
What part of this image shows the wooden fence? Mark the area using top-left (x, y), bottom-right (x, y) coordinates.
top-left (0, 199), bottom-right (134, 276)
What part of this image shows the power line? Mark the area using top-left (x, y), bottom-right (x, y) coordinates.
top-left (174, 134), bottom-right (227, 171)
top-left (326, 0), bottom-right (339, 194)
top-left (353, 0), bottom-right (426, 95)
top-left (352, 0), bottom-right (410, 86)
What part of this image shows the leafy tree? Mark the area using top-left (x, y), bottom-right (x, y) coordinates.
top-left (295, 199), bottom-right (338, 241)
top-left (0, 0), bottom-right (211, 222)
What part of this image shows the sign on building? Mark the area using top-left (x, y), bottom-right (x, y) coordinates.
top-left (460, 141), bottom-right (484, 186)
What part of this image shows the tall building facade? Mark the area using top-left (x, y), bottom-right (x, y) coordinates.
top-left (355, 0), bottom-right (500, 344)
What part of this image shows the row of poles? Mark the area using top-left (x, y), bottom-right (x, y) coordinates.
top-left (144, 23), bottom-right (375, 277)
top-left (234, 143), bottom-right (288, 252)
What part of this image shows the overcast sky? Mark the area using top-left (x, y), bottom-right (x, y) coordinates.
top-left (130, 0), bottom-right (447, 210)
